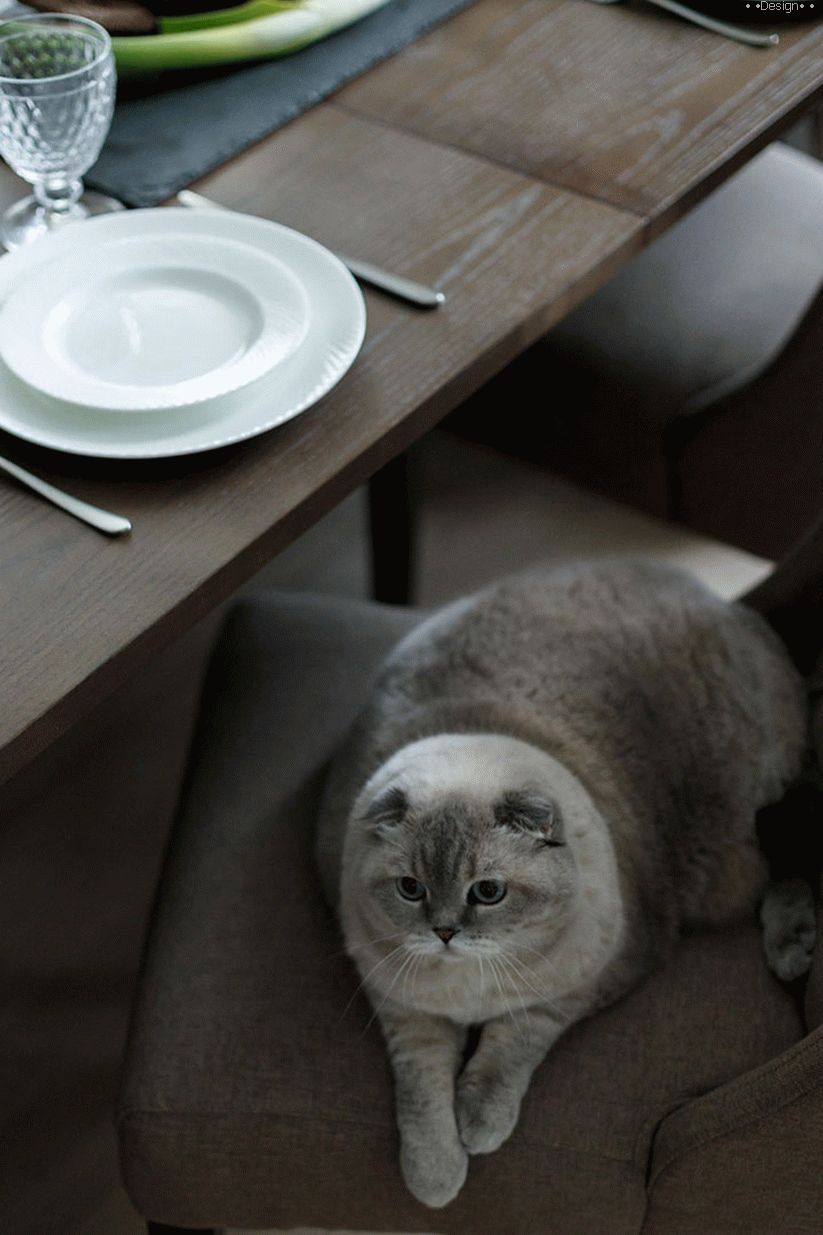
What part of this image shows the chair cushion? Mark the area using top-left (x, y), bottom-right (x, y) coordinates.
top-left (118, 592), bottom-right (804, 1233)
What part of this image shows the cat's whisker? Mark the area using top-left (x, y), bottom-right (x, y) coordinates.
top-left (499, 948), bottom-right (563, 1013)
top-left (488, 955), bottom-right (527, 1044)
top-left (325, 930), bottom-right (407, 961)
top-left (476, 951), bottom-right (492, 1019)
top-left (486, 953), bottom-right (504, 1011)
top-left (500, 946), bottom-right (555, 996)
top-left (507, 941), bottom-right (545, 960)
top-left (402, 949), bottom-right (424, 1007)
top-left (339, 943), bottom-right (408, 1021)
top-left (499, 962), bottom-right (530, 1045)
top-left (410, 952), bottom-right (425, 1007)
top-left (363, 950), bottom-right (419, 1034)
top-left (495, 952), bottom-right (533, 1026)
top-left (497, 954), bottom-right (536, 1029)
top-left (344, 931), bottom-right (408, 954)
top-left (509, 940), bottom-right (565, 983)
top-left (373, 951), bottom-right (418, 1016)
top-left (401, 955), bottom-right (411, 1007)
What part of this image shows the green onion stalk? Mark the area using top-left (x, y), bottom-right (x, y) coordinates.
top-left (112, 0), bottom-right (394, 73)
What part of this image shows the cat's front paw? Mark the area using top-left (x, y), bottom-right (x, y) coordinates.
top-left (400, 1131), bottom-right (468, 1208)
top-left (455, 1069), bottom-right (521, 1155)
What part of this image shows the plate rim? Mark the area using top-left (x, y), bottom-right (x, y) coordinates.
top-left (0, 208), bottom-right (367, 459)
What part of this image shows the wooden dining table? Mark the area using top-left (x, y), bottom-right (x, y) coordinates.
top-left (1, 0), bottom-right (822, 786)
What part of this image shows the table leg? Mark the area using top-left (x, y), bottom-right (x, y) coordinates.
top-left (368, 450), bottom-right (416, 605)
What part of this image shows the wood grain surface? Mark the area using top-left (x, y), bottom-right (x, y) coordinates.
top-left (5, 0), bottom-right (823, 782)
top-left (337, 0), bottom-right (823, 231)
top-left (0, 105), bottom-right (641, 783)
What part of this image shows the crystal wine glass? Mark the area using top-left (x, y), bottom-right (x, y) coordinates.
top-left (0, 14), bottom-right (122, 249)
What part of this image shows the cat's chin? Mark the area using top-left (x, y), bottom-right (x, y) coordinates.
top-left (408, 943), bottom-right (485, 964)
top-left (430, 948), bottom-right (465, 963)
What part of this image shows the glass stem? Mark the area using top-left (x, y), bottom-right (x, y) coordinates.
top-left (34, 177), bottom-right (83, 214)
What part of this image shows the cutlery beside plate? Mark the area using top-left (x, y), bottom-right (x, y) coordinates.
top-left (0, 453), bottom-right (131, 536)
top-left (586, 0), bottom-right (778, 47)
top-left (176, 189), bottom-right (447, 310)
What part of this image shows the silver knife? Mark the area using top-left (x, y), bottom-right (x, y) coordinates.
top-left (176, 189), bottom-right (446, 309)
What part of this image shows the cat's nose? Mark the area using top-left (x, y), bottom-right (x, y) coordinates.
top-left (433, 926), bottom-right (457, 944)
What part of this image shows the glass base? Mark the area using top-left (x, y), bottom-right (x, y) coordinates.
top-left (2, 190), bottom-right (125, 250)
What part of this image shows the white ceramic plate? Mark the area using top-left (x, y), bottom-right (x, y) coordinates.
top-left (0, 232), bottom-right (310, 411)
top-left (0, 208), bottom-right (366, 458)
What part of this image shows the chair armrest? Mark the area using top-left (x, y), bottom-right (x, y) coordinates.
top-left (643, 1023), bottom-right (823, 1234)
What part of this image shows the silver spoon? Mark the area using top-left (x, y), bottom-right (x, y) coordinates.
top-left (587, 0), bottom-right (779, 47)
top-left (0, 453), bottom-right (132, 536)
top-left (175, 190), bottom-right (447, 309)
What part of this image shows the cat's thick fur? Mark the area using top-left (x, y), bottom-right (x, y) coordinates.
top-left (316, 558), bottom-right (807, 1208)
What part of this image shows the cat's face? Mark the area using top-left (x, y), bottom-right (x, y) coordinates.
top-left (355, 788), bottom-right (577, 961)
top-left (343, 735), bottom-right (582, 965)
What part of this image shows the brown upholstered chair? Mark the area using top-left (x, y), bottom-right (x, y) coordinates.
top-left (118, 590), bottom-right (823, 1235)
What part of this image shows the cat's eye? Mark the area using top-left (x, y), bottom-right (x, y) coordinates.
top-left (396, 876), bottom-right (426, 901)
top-left (468, 879), bottom-right (507, 905)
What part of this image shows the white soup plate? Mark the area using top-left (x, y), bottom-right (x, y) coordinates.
top-left (0, 232), bottom-right (310, 412)
top-left (0, 208), bottom-right (366, 458)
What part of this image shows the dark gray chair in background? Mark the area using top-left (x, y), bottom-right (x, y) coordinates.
top-left (451, 142), bottom-right (823, 560)
top-left (367, 141), bottom-right (823, 607)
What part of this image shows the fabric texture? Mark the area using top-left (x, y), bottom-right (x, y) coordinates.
top-left (89, 0), bottom-right (478, 207)
top-left (805, 877), bottom-right (823, 1030)
top-left (118, 591), bottom-right (809, 1232)
top-left (547, 144), bottom-right (823, 424)
top-left (643, 1026), bottom-right (823, 1234)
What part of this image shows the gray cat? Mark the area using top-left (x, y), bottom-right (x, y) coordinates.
top-left (315, 557), bottom-right (810, 1209)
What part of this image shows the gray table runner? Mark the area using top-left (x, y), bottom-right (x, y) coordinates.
top-left (89, 0), bottom-right (477, 207)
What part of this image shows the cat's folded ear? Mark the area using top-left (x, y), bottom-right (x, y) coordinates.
top-left (358, 784), bottom-right (408, 836)
top-left (494, 790), bottom-right (564, 846)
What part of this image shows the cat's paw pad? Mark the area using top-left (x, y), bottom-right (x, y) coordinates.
top-left (455, 1070), bottom-right (520, 1155)
top-left (400, 1133), bottom-right (468, 1208)
top-left (761, 879), bottom-right (817, 982)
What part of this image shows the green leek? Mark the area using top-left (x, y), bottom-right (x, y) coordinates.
top-left (112, 0), bottom-right (393, 74)
top-left (159, 0), bottom-right (297, 36)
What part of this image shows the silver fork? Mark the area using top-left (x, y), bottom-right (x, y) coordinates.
top-left (176, 189), bottom-right (446, 309)
top-left (587, 0), bottom-right (779, 47)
